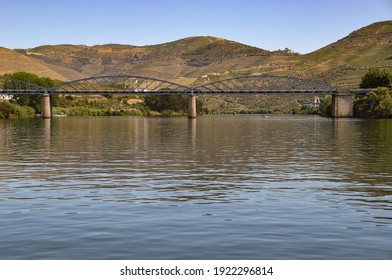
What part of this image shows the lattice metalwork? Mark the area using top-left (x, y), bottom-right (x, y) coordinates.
top-left (0, 77), bottom-right (47, 94)
top-left (194, 75), bottom-right (337, 94)
top-left (49, 75), bottom-right (192, 94)
top-left (1, 75), bottom-right (338, 96)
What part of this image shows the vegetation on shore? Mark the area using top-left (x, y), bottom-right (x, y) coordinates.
top-left (354, 68), bottom-right (392, 118)
top-left (2, 72), bottom-right (60, 113)
top-left (0, 72), bottom-right (204, 118)
top-left (2, 68), bottom-right (392, 119)
top-left (0, 101), bottom-right (35, 119)
top-left (1, 21), bottom-right (391, 115)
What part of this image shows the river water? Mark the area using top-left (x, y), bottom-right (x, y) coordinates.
top-left (0, 115), bottom-right (391, 259)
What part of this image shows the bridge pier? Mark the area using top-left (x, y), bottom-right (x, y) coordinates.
top-left (42, 93), bottom-right (52, 119)
top-left (188, 93), bottom-right (197, 118)
top-left (331, 91), bottom-right (353, 118)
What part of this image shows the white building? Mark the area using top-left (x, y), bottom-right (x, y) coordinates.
top-left (314, 96), bottom-right (321, 108)
top-left (302, 96), bottom-right (322, 109)
top-left (0, 94), bottom-right (13, 100)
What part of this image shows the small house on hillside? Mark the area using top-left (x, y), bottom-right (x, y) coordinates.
top-left (302, 96), bottom-right (321, 109)
top-left (0, 94), bottom-right (13, 101)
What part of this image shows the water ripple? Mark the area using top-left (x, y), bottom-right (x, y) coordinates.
top-left (1, 116), bottom-right (392, 259)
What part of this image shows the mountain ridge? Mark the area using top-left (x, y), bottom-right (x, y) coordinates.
top-left (1, 20), bottom-right (391, 89)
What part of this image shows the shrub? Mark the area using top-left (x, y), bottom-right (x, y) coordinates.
top-left (15, 105), bottom-right (35, 118)
top-left (354, 87), bottom-right (392, 118)
top-left (318, 96), bottom-right (332, 117)
top-left (360, 68), bottom-right (392, 88)
top-left (0, 101), bottom-right (16, 118)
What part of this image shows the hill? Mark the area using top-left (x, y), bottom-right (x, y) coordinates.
top-left (1, 20), bottom-right (391, 112)
top-left (297, 21), bottom-right (392, 88)
top-left (3, 21), bottom-right (391, 87)
top-left (0, 47), bottom-right (80, 81)
top-left (17, 37), bottom-right (272, 83)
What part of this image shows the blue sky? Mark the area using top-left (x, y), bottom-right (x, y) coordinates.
top-left (0, 0), bottom-right (391, 53)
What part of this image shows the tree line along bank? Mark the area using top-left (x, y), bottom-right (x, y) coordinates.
top-left (1, 69), bottom-right (392, 119)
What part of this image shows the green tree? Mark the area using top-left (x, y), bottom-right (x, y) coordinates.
top-left (360, 68), bottom-right (392, 88)
top-left (378, 93), bottom-right (392, 118)
top-left (0, 101), bottom-right (16, 118)
top-left (318, 96), bottom-right (332, 117)
top-left (3, 72), bottom-right (60, 112)
top-left (354, 87), bottom-right (392, 118)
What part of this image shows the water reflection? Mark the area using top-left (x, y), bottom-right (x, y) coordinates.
top-left (188, 118), bottom-right (196, 149)
top-left (1, 115), bottom-right (391, 259)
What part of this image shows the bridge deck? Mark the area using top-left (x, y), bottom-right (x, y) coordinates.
top-left (1, 75), bottom-right (338, 95)
top-left (0, 90), bottom-right (337, 95)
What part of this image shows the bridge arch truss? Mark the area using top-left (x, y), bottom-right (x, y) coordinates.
top-left (48, 75), bottom-right (192, 94)
top-left (0, 77), bottom-right (48, 94)
top-left (2, 75), bottom-right (338, 95)
top-left (1, 74), bottom-right (350, 118)
top-left (194, 75), bottom-right (337, 94)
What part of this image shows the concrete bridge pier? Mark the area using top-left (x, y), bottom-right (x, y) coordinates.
top-left (42, 93), bottom-right (52, 119)
top-left (188, 93), bottom-right (197, 118)
top-left (332, 91), bottom-right (353, 118)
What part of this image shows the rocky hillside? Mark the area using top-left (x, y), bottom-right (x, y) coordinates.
top-left (11, 37), bottom-right (272, 84)
top-left (297, 21), bottom-right (392, 88)
top-left (0, 47), bottom-right (75, 81)
top-left (1, 20), bottom-right (391, 112)
top-left (1, 21), bottom-right (391, 86)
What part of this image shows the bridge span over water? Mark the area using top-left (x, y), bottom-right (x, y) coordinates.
top-left (0, 75), bottom-right (352, 118)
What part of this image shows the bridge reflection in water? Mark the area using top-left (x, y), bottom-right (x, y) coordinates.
top-left (0, 75), bottom-right (353, 118)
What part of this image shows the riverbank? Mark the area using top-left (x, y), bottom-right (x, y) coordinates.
top-left (0, 96), bottom-right (191, 119)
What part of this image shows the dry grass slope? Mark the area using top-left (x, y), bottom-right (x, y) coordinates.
top-left (1, 20), bottom-right (391, 112)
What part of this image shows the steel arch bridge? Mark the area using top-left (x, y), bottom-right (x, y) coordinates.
top-left (194, 75), bottom-right (337, 94)
top-left (1, 75), bottom-right (337, 95)
top-left (0, 77), bottom-right (48, 93)
top-left (0, 75), bottom-right (192, 95)
top-left (48, 75), bottom-right (192, 94)
top-left (2, 74), bottom-right (351, 118)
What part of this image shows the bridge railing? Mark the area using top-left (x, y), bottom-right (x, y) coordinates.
top-left (1, 74), bottom-right (350, 118)
top-left (47, 75), bottom-right (193, 95)
top-left (0, 77), bottom-right (47, 94)
top-left (1, 75), bottom-right (338, 95)
top-left (194, 75), bottom-right (337, 94)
